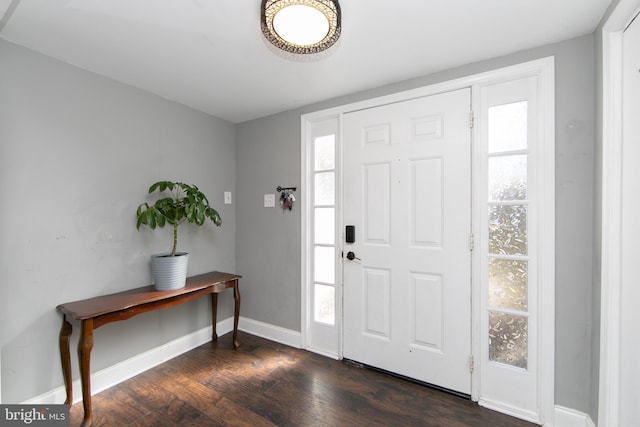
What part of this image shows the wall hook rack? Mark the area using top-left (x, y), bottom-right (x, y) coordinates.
top-left (277, 186), bottom-right (297, 211)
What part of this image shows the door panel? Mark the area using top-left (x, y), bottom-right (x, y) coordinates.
top-left (342, 88), bottom-right (472, 394)
top-left (363, 267), bottom-right (391, 338)
top-left (410, 273), bottom-right (442, 350)
top-left (363, 163), bottom-right (391, 243)
top-left (411, 158), bottom-right (443, 246)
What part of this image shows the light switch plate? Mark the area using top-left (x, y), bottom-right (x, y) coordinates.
top-left (264, 194), bottom-right (275, 208)
top-left (224, 191), bottom-right (232, 204)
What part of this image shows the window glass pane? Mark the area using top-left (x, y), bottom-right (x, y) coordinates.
top-left (489, 204), bottom-right (527, 256)
top-left (314, 208), bottom-right (335, 245)
top-left (489, 155), bottom-right (527, 201)
top-left (488, 101), bottom-right (527, 153)
top-left (489, 258), bottom-right (528, 311)
top-left (314, 246), bottom-right (335, 284)
top-left (314, 172), bottom-right (335, 206)
top-left (314, 135), bottom-right (335, 171)
top-left (489, 311), bottom-right (528, 369)
top-left (314, 284), bottom-right (335, 325)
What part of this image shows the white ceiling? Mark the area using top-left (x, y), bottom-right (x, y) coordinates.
top-left (0, 0), bottom-right (611, 123)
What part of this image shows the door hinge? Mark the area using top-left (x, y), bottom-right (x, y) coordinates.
top-left (469, 233), bottom-right (474, 251)
top-left (469, 111), bottom-right (475, 129)
top-left (469, 355), bottom-right (475, 373)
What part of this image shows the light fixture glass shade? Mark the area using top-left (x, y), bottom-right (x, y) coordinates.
top-left (261, 0), bottom-right (341, 54)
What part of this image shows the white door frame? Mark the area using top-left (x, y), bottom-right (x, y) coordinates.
top-left (599, 1), bottom-right (640, 426)
top-left (301, 57), bottom-right (554, 423)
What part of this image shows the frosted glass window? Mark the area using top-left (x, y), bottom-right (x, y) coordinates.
top-left (489, 258), bottom-right (528, 310)
top-left (314, 172), bottom-right (335, 206)
top-left (314, 208), bottom-right (335, 245)
top-left (314, 246), bottom-right (335, 284)
top-left (314, 135), bottom-right (335, 171)
top-left (488, 102), bottom-right (528, 153)
top-left (489, 155), bottom-right (527, 201)
top-left (489, 312), bottom-right (528, 369)
top-left (314, 284), bottom-right (335, 325)
top-left (489, 205), bottom-right (527, 256)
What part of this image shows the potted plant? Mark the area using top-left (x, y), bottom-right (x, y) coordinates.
top-left (136, 180), bottom-right (222, 290)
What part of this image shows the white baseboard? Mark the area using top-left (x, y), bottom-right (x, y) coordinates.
top-left (24, 318), bottom-right (234, 405)
top-left (478, 400), bottom-right (596, 427)
top-left (238, 317), bottom-right (302, 348)
top-left (554, 405), bottom-right (596, 427)
top-left (24, 316), bottom-right (300, 405)
top-left (479, 398), bottom-right (541, 424)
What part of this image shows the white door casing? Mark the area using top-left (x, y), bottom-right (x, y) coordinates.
top-left (342, 88), bottom-right (472, 394)
top-left (600, 2), bottom-right (640, 426)
top-left (619, 9), bottom-right (640, 426)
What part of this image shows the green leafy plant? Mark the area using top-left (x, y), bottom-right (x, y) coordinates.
top-left (136, 181), bottom-right (222, 256)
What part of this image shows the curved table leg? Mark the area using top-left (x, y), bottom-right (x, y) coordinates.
top-left (78, 319), bottom-right (94, 427)
top-left (59, 315), bottom-right (73, 405)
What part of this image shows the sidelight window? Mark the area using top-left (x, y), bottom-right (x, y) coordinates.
top-left (312, 134), bottom-right (336, 325)
top-left (486, 101), bottom-right (530, 369)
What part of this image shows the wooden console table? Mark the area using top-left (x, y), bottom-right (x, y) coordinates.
top-left (57, 271), bottom-right (241, 427)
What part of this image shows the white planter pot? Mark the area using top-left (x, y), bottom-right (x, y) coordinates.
top-left (151, 252), bottom-right (189, 291)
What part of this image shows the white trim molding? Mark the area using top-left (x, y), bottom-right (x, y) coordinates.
top-left (479, 398), bottom-right (540, 424)
top-left (599, 1), bottom-right (640, 426)
top-left (238, 317), bottom-right (302, 349)
top-left (554, 405), bottom-right (596, 427)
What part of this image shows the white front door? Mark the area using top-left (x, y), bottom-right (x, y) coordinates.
top-left (342, 88), bottom-right (472, 394)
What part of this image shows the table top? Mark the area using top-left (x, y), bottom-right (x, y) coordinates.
top-left (57, 271), bottom-right (241, 320)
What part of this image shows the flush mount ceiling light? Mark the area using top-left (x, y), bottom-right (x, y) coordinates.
top-left (261, 0), bottom-right (341, 55)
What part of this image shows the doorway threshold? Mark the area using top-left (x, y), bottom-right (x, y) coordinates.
top-left (342, 358), bottom-right (471, 400)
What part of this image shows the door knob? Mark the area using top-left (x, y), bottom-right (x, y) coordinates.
top-left (346, 251), bottom-right (361, 261)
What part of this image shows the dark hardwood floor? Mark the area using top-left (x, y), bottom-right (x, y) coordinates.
top-left (70, 332), bottom-right (536, 426)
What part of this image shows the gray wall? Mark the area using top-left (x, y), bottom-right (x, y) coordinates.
top-left (236, 114), bottom-right (302, 332)
top-left (0, 39), bottom-right (237, 403)
top-left (236, 35), bottom-right (597, 412)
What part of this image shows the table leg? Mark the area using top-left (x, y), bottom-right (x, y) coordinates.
top-left (233, 281), bottom-right (241, 349)
top-left (59, 315), bottom-right (73, 405)
top-left (78, 319), bottom-right (94, 427)
top-left (211, 293), bottom-right (219, 342)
